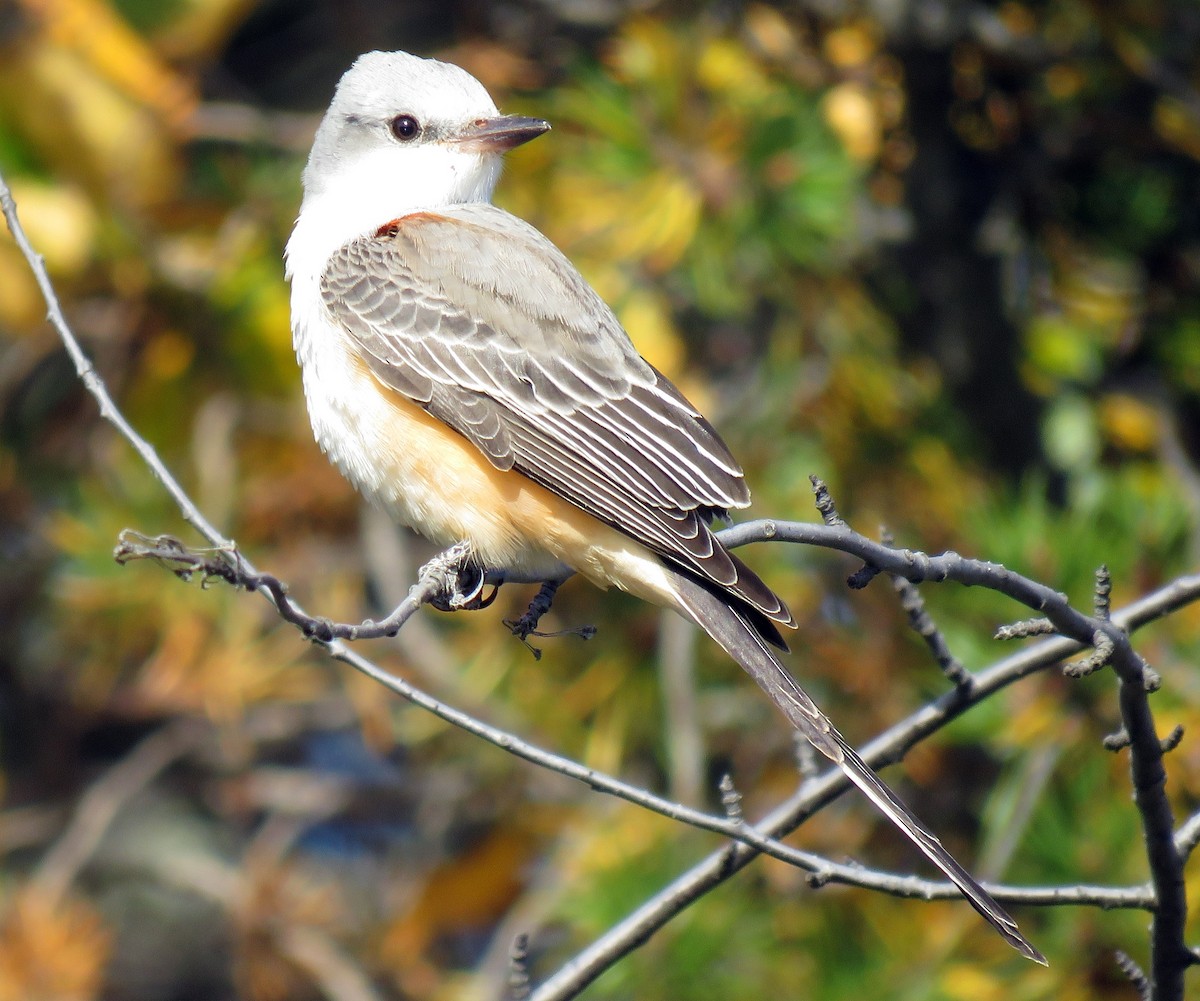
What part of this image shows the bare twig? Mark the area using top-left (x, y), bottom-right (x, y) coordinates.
top-left (1174, 809), bottom-right (1200, 860)
top-left (718, 774), bottom-right (743, 824)
top-left (508, 933), bottom-right (533, 1001)
top-left (883, 525), bottom-right (972, 688)
top-left (3, 176), bottom-right (1093, 914)
top-left (1116, 949), bottom-right (1152, 1001)
top-left (996, 617), bottom-right (1057, 640)
top-left (0, 177), bottom-right (233, 554)
top-left (1094, 565), bottom-right (1113, 620)
top-left (113, 530), bottom-right (475, 640)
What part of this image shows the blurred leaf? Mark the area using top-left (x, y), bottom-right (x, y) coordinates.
top-left (21, 0), bottom-right (196, 127)
top-left (0, 888), bottom-right (112, 1001)
top-left (0, 42), bottom-right (182, 211)
top-left (1043, 393), bottom-right (1101, 471)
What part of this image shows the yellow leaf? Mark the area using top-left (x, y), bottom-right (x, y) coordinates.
top-left (608, 17), bottom-right (681, 87)
top-left (823, 22), bottom-right (878, 69)
top-left (822, 81), bottom-right (882, 162)
top-left (22, 0), bottom-right (196, 128)
top-left (44, 510), bottom-right (94, 556)
top-left (940, 961), bottom-right (1005, 1001)
top-left (998, 2), bottom-right (1038, 37)
top-left (550, 170), bottom-right (700, 274)
top-left (0, 44), bottom-right (181, 211)
top-left (1099, 393), bottom-right (1159, 453)
top-left (745, 5), bottom-right (800, 60)
top-left (0, 888), bottom-right (112, 1001)
top-left (1154, 96), bottom-right (1200, 162)
top-left (152, 0), bottom-right (260, 62)
top-left (1043, 63), bottom-right (1085, 100)
top-left (7, 179), bottom-right (97, 275)
top-left (698, 37), bottom-right (771, 100)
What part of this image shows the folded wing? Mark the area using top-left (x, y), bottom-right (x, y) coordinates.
top-left (320, 204), bottom-right (793, 639)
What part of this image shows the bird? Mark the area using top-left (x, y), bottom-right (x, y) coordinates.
top-left (286, 49), bottom-right (1044, 965)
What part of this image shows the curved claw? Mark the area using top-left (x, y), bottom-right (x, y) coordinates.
top-left (427, 556), bottom-right (503, 612)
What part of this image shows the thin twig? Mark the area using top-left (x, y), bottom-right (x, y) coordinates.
top-left (1116, 949), bottom-right (1152, 1001)
top-left (113, 530), bottom-right (477, 640)
top-left (1173, 809), bottom-right (1200, 860)
top-left (883, 524), bottom-right (972, 688)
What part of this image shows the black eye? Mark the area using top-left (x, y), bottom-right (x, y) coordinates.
top-left (389, 114), bottom-right (420, 141)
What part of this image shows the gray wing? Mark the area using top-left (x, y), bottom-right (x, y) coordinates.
top-left (320, 204), bottom-right (792, 633)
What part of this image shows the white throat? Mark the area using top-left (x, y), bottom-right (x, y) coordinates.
top-left (285, 144), bottom-right (502, 286)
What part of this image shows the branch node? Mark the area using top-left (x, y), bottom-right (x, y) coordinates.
top-left (718, 773), bottom-right (743, 824)
top-left (887, 557), bottom-right (972, 689)
top-left (994, 617), bottom-right (1056, 640)
top-left (1094, 564), bottom-right (1112, 621)
top-left (805, 869), bottom-right (832, 889)
top-left (1063, 631), bottom-right (1115, 677)
top-left (846, 563), bottom-right (880, 589)
top-left (1160, 724), bottom-right (1185, 754)
top-left (508, 932), bottom-right (532, 1001)
top-left (1141, 660), bottom-right (1162, 692)
top-left (1114, 950), bottom-right (1150, 1001)
top-left (809, 475), bottom-right (844, 527)
top-left (1103, 729), bottom-right (1132, 752)
top-left (303, 616), bottom-right (336, 643)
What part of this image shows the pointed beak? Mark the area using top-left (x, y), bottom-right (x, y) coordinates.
top-left (447, 115), bottom-right (551, 153)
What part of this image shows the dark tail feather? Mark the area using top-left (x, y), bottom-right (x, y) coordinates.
top-left (669, 571), bottom-right (1047, 966)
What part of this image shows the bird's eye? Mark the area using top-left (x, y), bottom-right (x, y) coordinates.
top-left (389, 114), bottom-right (421, 141)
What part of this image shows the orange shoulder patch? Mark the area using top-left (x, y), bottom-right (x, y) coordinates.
top-left (374, 212), bottom-right (448, 239)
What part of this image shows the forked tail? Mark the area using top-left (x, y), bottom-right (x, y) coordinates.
top-left (669, 571), bottom-right (1047, 965)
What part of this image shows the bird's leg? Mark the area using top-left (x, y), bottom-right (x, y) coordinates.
top-left (504, 577), bottom-right (596, 659)
top-left (505, 579), bottom-right (562, 640)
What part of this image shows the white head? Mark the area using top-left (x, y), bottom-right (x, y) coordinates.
top-left (288, 51), bottom-right (549, 275)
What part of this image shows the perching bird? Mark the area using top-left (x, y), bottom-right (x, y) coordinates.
top-left (286, 49), bottom-right (1043, 964)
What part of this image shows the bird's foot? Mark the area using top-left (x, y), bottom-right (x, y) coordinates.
top-left (422, 543), bottom-right (502, 612)
top-left (504, 578), bottom-right (596, 660)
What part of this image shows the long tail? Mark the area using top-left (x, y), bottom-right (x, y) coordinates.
top-left (669, 571), bottom-right (1046, 965)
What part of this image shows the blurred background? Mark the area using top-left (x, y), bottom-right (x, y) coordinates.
top-left (2, 1), bottom-right (1199, 998)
